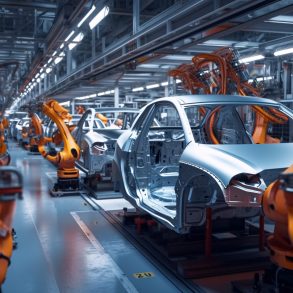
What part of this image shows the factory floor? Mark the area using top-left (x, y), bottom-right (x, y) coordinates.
top-left (2, 141), bottom-right (260, 293)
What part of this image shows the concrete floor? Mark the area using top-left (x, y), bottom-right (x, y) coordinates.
top-left (2, 142), bottom-right (197, 293)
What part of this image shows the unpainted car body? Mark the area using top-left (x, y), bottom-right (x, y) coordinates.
top-left (113, 95), bottom-right (293, 233)
top-left (73, 108), bottom-right (139, 183)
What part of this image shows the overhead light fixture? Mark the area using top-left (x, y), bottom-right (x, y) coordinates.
top-left (65, 30), bottom-right (75, 42)
top-left (146, 83), bottom-right (160, 89)
top-left (47, 58), bottom-right (53, 64)
top-left (54, 52), bottom-right (65, 64)
top-left (35, 73), bottom-right (40, 78)
top-left (54, 56), bottom-right (63, 64)
top-left (60, 43), bottom-right (65, 49)
top-left (161, 81), bottom-right (168, 86)
top-left (78, 5), bottom-right (96, 28)
top-left (132, 87), bottom-right (144, 92)
top-left (176, 79), bottom-right (182, 84)
top-left (59, 101), bottom-right (70, 106)
top-left (89, 93), bottom-right (97, 98)
top-left (97, 92), bottom-right (105, 96)
top-left (239, 54), bottom-right (265, 63)
top-left (52, 51), bottom-right (57, 56)
top-left (68, 32), bottom-right (84, 50)
top-left (163, 55), bottom-right (193, 61)
top-left (274, 47), bottom-right (293, 56)
top-left (46, 67), bottom-right (52, 74)
top-left (40, 68), bottom-right (44, 73)
top-left (40, 73), bottom-right (46, 79)
top-left (36, 78), bottom-right (41, 83)
top-left (89, 6), bottom-right (109, 30)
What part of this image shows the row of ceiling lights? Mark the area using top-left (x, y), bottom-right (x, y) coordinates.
top-left (19, 5), bottom-right (110, 98)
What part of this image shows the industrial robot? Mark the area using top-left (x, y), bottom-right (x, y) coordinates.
top-left (259, 167), bottom-right (293, 292)
top-left (0, 167), bottom-right (22, 290)
top-left (0, 118), bottom-right (10, 166)
top-left (38, 99), bottom-right (80, 195)
top-left (27, 112), bottom-right (43, 153)
top-left (169, 47), bottom-right (288, 144)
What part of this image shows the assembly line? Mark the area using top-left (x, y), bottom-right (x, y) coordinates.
top-left (1, 1), bottom-right (293, 292)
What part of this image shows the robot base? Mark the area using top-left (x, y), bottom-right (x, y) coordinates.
top-left (50, 177), bottom-right (81, 197)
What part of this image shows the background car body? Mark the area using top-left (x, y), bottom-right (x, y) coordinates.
top-left (113, 95), bottom-right (293, 233)
top-left (73, 108), bottom-right (139, 186)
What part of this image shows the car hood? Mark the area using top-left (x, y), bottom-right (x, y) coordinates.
top-left (180, 142), bottom-right (293, 187)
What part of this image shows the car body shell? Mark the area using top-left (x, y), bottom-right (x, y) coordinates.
top-left (113, 94), bottom-right (293, 233)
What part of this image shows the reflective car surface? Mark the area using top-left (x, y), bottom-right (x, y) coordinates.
top-left (113, 95), bottom-right (293, 233)
top-left (73, 108), bottom-right (139, 188)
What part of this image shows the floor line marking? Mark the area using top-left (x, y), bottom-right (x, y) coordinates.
top-left (23, 199), bottom-right (60, 293)
top-left (71, 211), bottom-right (139, 293)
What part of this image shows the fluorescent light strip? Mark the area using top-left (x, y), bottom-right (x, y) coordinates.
top-left (97, 92), bottom-right (105, 96)
top-left (89, 6), bottom-right (109, 30)
top-left (146, 83), bottom-right (160, 89)
top-left (46, 67), bottom-right (52, 74)
top-left (77, 5), bottom-right (96, 28)
top-left (60, 43), bottom-right (64, 49)
top-left (239, 54), bottom-right (264, 63)
top-left (52, 51), bottom-right (57, 56)
top-left (68, 32), bottom-right (84, 50)
top-left (274, 47), bottom-right (293, 56)
top-left (161, 81), bottom-right (168, 86)
top-left (54, 56), bottom-right (63, 64)
top-left (132, 87), bottom-right (144, 92)
top-left (65, 30), bottom-right (75, 42)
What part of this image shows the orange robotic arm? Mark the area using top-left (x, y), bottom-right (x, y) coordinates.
top-left (38, 100), bottom-right (80, 191)
top-left (0, 167), bottom-right (22, 286)
top-left (263, 166), bottom-right (293, 270)
top-left (39, 99), bottom-right (80, 167)
top-left (0, 120), bottom-right (10, 166)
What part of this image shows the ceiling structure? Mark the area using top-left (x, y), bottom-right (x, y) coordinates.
top-left (1, 0), bottom-right (293, 112)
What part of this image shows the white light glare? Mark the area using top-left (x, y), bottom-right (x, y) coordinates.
top-left (52, 51), bottom-right (57, 56)
top-left (89, 6), bottom-right (109, 30)
top-left (54, 55), bottom-right (64, 64)
top-left (176, 79), bottom-right (182, 84)
top-left (59, 101), bottom-right (70, 106)
top-left (60, 43), bottom-right (64, 49)
top-left (89, 93), bottom-right (97, 98)
top-left (77, 5), bottom-right (96, 28)
top-left (47, 58), bottom-right (53, 64)
top-left (97, 92), bottom-right (105, 96)
top-left (65, 30), bottom-right (75, 42)
top-left (239, 54), bottom-right (265, 63)
top-left (46, 67), bottom-right (52, 74)
top-left (146, 83), bottom-right (160, 89)
top-left (132, 87), bottom-right (144, 92)
top-left (274, 47), bottom-right (293, 56)
top-left (68, 32), bottom-right (85, 50)
top-left (161, 81), bottom-right (168, 86)
top-left (36, 78), bottom-right (41, 83)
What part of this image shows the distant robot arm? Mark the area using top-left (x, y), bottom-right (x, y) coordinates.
top-left (38, 100), bottom-right (80, 191)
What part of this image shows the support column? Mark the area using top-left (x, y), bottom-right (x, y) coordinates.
top-left (133, 0), bottom-right (140, 34)
top-left (67, 50), bottom-right (72, 75)
top-left (114, 86), bottom-right (119, 110)
top-left (92, 27), bottom-right (96, 58)
top-left (71, 99), bottom-right (75, 114)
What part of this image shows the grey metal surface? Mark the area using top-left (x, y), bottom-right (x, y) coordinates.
top-left (113, 95), bottom-right (293, 233)
top-left (2, 141), bottom-right (197, 292)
